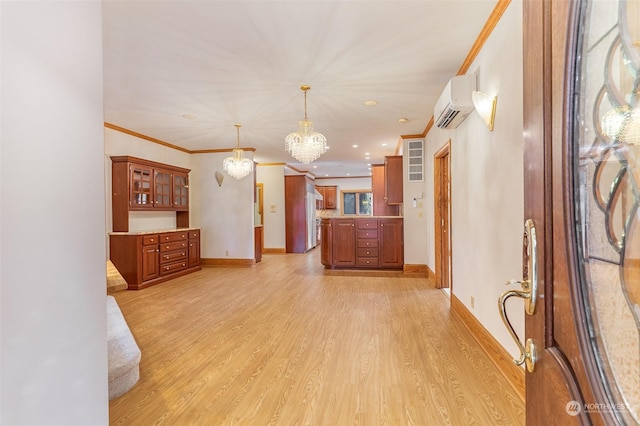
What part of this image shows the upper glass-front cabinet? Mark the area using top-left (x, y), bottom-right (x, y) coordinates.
top-left (154, 170), bottom-right (172, 208)
top-left (130, 164), bottom-right (153, 208)
top-left (173, 172), bottom-right (189, 210)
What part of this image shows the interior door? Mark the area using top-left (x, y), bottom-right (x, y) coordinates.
top-left (521, 0), bottom-right (640, 424)
top-left (434, 141), bottom-right (451, 290)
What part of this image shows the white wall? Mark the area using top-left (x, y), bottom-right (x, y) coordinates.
top-left (256, 165), bottom-right (286, 250)
top-left (425, 0), bottom-right (524, 357)
top-left (193, 153), bottom-right (255, 259)
top-left (1, 2), bottom-right (108, 424)
top-left (402, 139), bottom-right (429, 265)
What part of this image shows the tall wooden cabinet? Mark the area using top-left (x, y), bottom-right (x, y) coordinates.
top-left (285, 175), bottom-right (316, 253)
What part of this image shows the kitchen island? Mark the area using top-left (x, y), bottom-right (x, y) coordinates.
top-left (320, 217), bottom-right (403, 270)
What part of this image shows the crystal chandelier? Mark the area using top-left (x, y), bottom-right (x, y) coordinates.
top-left (223, 124), bottom-right (253, 180)
top-left (285, 85), bottom-right (327, 163)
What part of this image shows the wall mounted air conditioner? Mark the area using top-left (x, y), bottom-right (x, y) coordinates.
top-left (434, 75), bottom-right (476, 129)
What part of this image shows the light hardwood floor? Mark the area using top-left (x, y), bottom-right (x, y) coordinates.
top-left (109, 249), bottom-right (525, 425)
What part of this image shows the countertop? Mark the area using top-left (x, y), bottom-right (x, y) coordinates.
top-left (320, 216), bottom-right (403, 219)
top-left (109, 227), bottom-right (200, 236)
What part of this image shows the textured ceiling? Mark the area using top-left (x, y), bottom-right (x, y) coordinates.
top-left (102, 1), bottom-right (497, 178)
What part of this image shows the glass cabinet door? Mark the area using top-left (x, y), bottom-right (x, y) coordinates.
top-left (154, 170), bottom-right (172, 208)
top-left (173, 172), bottom-right (189, 210)
top-left (130, 164), bottom-right (153, 208)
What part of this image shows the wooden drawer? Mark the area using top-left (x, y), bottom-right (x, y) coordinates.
top-left (160, 260), bottom-right (188, 276)
top-left (188, 229), bottom-right (200, 239)
top-left (357, 219), bottom-right (378, 229)
top-left (357, 248), bottom-right (379, 257)
top-left (142, 234), bottom-right (159, 245)
top-left (358, 257), bottom-right (379, 267)
top-left (357, 229), bottom-right (378, 239)
top-left (160, 240), bottom-right (188, 252)
top-left (159, 231), bottom-right (188, 243)
top-left (357, 239), bottom-right (379, 248)
top-left (160, 249), bottom-right (187, 264)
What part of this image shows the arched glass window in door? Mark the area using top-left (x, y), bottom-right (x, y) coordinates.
top-left (574, 0), bottom-right (640, 422)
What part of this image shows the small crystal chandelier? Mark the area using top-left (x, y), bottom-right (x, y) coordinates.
top-left (223, 124), bottom-right (253, 180)
top-left (285, 85), bottom-right (327, 163)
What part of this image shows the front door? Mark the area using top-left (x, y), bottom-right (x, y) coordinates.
top-left (523, 0), bottom-right (639, 424)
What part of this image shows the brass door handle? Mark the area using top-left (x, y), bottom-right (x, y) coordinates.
top-left (498, 287), bottom-right (537, 372)
top-left (498, 218), bottom-right (539, 373)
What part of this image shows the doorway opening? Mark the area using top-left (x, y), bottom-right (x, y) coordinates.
top-left (434, 141), bottom-right (452, 296)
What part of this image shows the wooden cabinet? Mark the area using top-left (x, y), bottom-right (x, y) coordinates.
top-left (111, 156), bottom-right (191, 232)
top-left (316, 185), bottom-right (337, 209)
top-left (174, 172), bottom-right (189, 211)
top-left (285, 175), bottom-right (316, 253)
top-left (254, 226), bottom-right (262, 264)
top-left (332, 219), bottom-right (356, 267)
top-left (321, 218), bottom-right (403, 270)
top-left (372, 164), bottom-right (400, 216)
top-left (384, 155), bottom-right (403, 205)
top-left (110, 229), bottom-right (201, 290)
top-left (357, 218), bottom-right (379, 267)
top-left (379, 218), bottom-right (404, 268)
top-left (141, 235), bottom-right (160, 281)
top-left (159, 231), bottom-right (189, 276)
top-left (320, 219), bottom-right (333, 266)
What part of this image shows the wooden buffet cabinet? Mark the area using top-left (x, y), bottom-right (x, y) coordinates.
top-left (320, 217), bottom-right (403, 269)
top-left (110, 229), bottom-right (201, 290)
top-left (110, 155), bottom-right (201, 290)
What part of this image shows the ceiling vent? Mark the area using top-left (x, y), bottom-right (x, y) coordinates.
top-left (434, 75), bottom-right (476, 129)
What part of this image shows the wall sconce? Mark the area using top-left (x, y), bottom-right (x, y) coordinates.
top-left (214, 170), bottom-right (224, 187)
top-left (472, 91), bottom-right (497, 131)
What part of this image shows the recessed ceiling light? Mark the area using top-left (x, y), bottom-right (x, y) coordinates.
top-left (352, 144), bottom-right (358, 148)
top-left (347, 173), bottom-right (351, 176)
top-left (365, 152), bottom-right (370, 155)
top-left (382, 143), bottom-right (387, 147)
top-left (182, 114), bottom-right (198, 120)
top-left (312, 165), bottom-right (317, 169)
top-left (398, 118), bottom-right (409, 124)
top-left (364, 100), bottom-right (378, 107)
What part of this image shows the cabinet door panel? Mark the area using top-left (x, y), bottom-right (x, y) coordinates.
top-left (130, 164), bottom-right (154, 209)
top-left (320, 220), bottom-right (333, 266)
top-left (174, 172), bottom-right (189, 210)
top-left (188, 238), bottom-right (200, 268)
top-left (141, 245), bottom-right (159, 281)
top-left (324, 186), bottom-right (337, 209)
top-left (379, 219), bottom-right (403, 268)
top-left (154, 169), bottom-right (172, 208)
top-left (384, 156), bottom-right (403, 205)
top-left (333, 220), bottom-right (356, 266)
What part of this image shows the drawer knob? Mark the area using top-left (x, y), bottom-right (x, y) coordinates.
top-left (366, 251), bottom-right (370, 255)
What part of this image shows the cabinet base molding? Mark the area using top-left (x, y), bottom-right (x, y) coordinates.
top-left (201, 258), bottom-right (256, 267)
top-left (262, 248), bottom-right (287, 254)
top-left (402, 264), bottom-right (428, 277)
top-left (450, 294), bottom-right (525, 401)
top-left (127, 266), bottom-right (202, 290)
